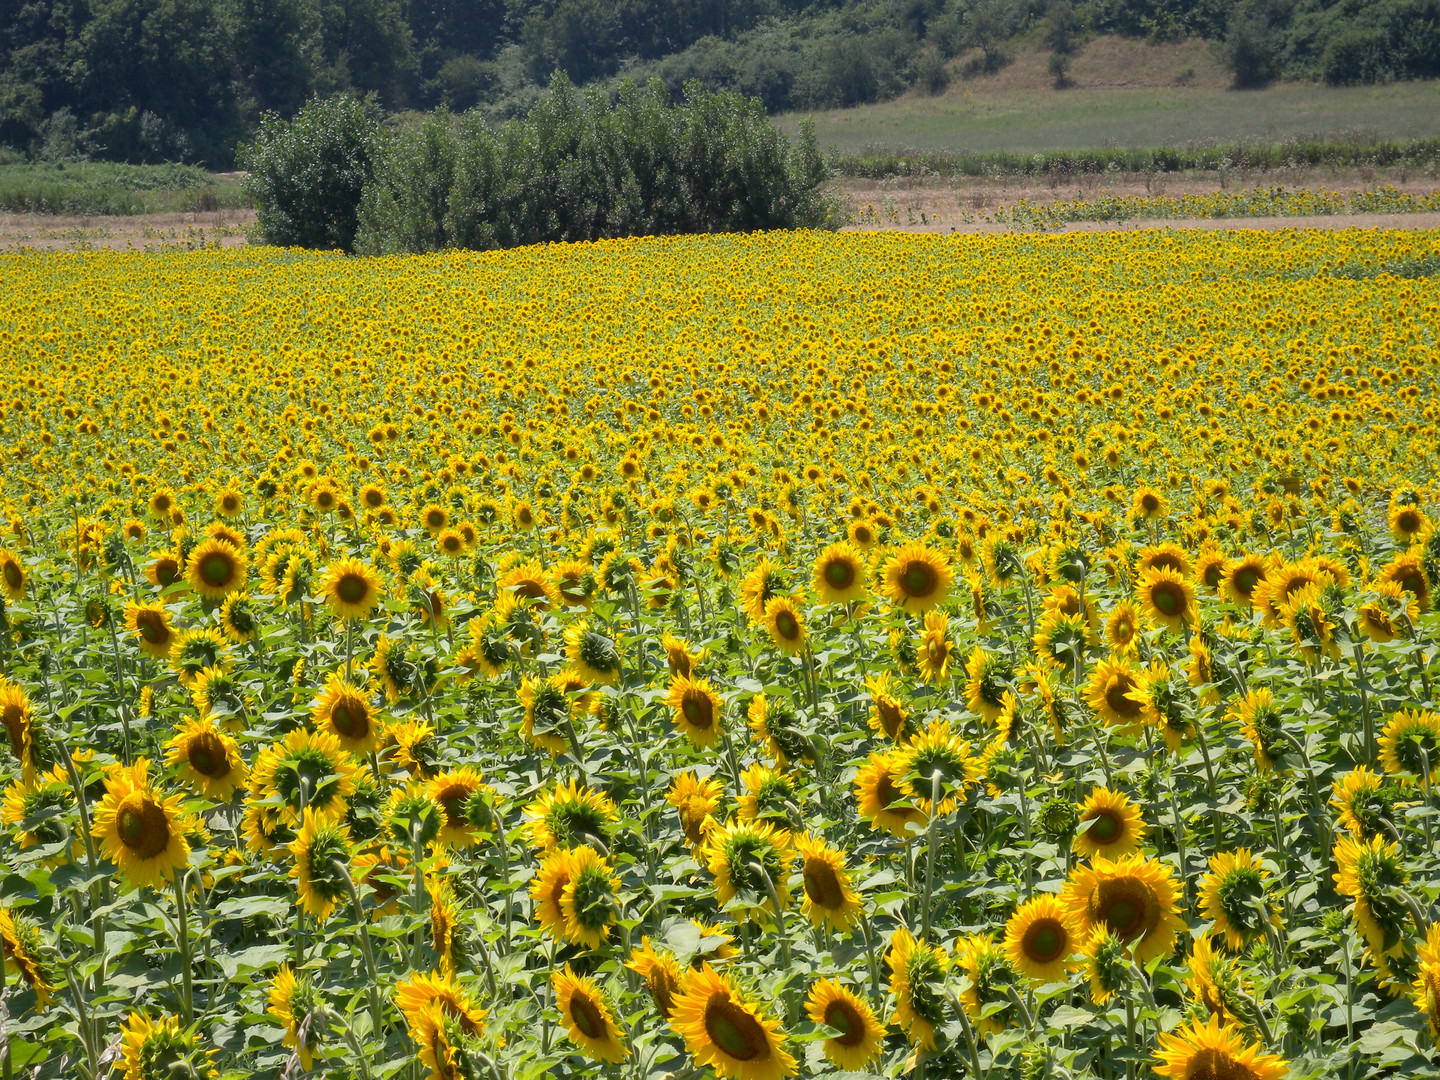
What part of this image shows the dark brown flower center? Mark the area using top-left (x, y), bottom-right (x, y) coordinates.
top-left (117, 795), bottom-right (171, 858)
top-left (1022, 919), bottom-right (1066, 963)
top-left (187, 733), bottom-right (230, 778)
top-left (803, 859), bottom-right (845, 909)
top-left (824, 1000), bottom-right (865, 1046)
top-left (705, 998), bottom-right (769, 1062)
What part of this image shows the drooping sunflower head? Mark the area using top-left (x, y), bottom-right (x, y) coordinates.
top-left (666, 770), bottom-right (724, 849)
top-left (628, 940), bottom-right (683, 1018)
top-left (1329, 766), bottom-right (1398, 840)
top-left (518, 676), bottom-right (569, 756)
top-left (526, 778), bottom-right (618, 853)
top-left (383, 782), bottom-right (443, 849)
top-left (1332, 834), bottom-right (1411, 958)
top-left (0, 908), bottom-right (56, 1009)
top-left (886, 926), bottom-right (950, 1051)
top-left (964, 647), bottom-right (1015, 724)
top-left (899, 720), bottom-right (974, 816)
top-left (249, 727), bottom-right (359, 827)
top-left (737, 763), bottom-right (798, 832)
top-left (702, 817), bottom-right (794, 921)
top-left (1232, 688), bottom-right (1287, 773)
top-left (853, 749), bottom-right (925, 839)
top-left (267, 964), bottom-right (322, 1070)
top-left (119, 1011), bottom-right (219, 1080)
top-left (1083, 927), bottom-right (1130, 1005)
top-left (1378, 709), bottom-right (1440, 786)
top-left (288, 807), bottom-right (353, 923)
top-left (956, 931), bottom-right (1017, 1036)
top-left (1199, 848), bottom-right (1276, 952)
top-left (560, 846), bottom-right (622, 949)
top-left (563, 620), bottom-right (621, 685)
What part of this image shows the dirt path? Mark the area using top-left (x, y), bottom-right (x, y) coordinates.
top-left (841, 211), bottom-right (1440, 234)
top-left (0, 209), bottom-right (256, 251)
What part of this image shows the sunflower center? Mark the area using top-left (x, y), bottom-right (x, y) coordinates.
top-left (1152, 584), bottom-right (1182, 614)
top-left (823, 1000), bottom-right (864, 1046)
top-left (336, 574), bottom-right (368, 604)
top-left (1096, 881), bottom-right (1153, 940)
top-left (775, 612), bottom-right (800, 639)
top-left (2, 563), bottom-right (20, 589)
top-left (116, 796), bottom-right (171, 859)
top-left (877, 700), bottom-right (904, 738)
top-left (704, 999), bottom-right (769, 1061)
top-left (1187, 1047), bottom-right (1258, 1080)
top-left (1022, 920), bottom-right (1066, 963)
top-left (1140, 494), bottom-right (1159, 513)
top-left (824, 561), bottom-right (854, 588)
top-left (569, 992), bottom-right (604, 1039)
top-left (200, 553), bottom-right (233, 587)
top-left (187, 733), bottom-right (229, 777)
top-left (803, 860), bottom-right (845, 909)
top-left (1087, 811), bottom-right (1121, 843)
top-left (331, 697), bottom-right (369, 738)
top-left (1234, 568), bottom-right (1259, 596)
top-left (137, 612), bottom-right (167, 643)
top-left (901, 564), bottom-right (935, 597)
top-left (1105, 679), bottom-right (1142, 718)
top-left (682, 694), bottom-right (713, 730)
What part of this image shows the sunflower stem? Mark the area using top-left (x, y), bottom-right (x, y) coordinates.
top-left (343, 618), bottom-right (355, 682)
top-left (920, 771), bottom-right (941, 943)
top-left (954, 996), bottom-right (985, 1080)
top-left (0, 924), bottom-right (11, 1080)
top-left (173, 869), bottom-right (194, 1024)
top-left (858, 910), bottom-right (883, 1005)
top-left (1350, 642), bottom-right (1375, 765)
top-left (749, 861), bottom-right (792, 982)
top-left (338, 862), bottom-right (384, 1042)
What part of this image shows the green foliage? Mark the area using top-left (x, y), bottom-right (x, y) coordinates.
top-left (239, 95), bottom-right (382, 252)
top-left (353, 76), bottom-right (837, 255)
top-left (0, 160), bottom-right (246, 214)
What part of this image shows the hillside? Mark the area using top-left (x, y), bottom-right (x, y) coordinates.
top-left (3, 0), bottom-right (1440, 166)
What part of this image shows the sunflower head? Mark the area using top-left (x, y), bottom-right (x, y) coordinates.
top-left (289, 807), bottom-right (353, 923)
top-left (670, 963), bottom-right (796, 1079)
top-left (560, 846), bottom-right (621, 948)
top-left (554, 964), bottom-right (629, 1062)
top-left (703, 817), bottom-right (794, 921)
top-left (1152, 1014), bottom-right (1290, 1080)
top-left (1200, 849), bottom-right (1277, 952)
top-left (804, 979), bottom-right (884, 1071)
top-left (1378, 709), bottom-right (1440, 786)
top-left (119, 1011), bottom-right (219, 1080)
top-left (899, 720), bottom-right (974, 816)
top-left (884, 541), bottom-right (953, 614)
top-left (1073, 786), bottom-right (1146, 859)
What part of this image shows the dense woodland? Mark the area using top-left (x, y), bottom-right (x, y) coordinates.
top-left (3, 0), bottom-right (1439, 166)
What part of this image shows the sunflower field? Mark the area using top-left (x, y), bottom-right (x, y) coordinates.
top-left (0, 227), bottom-right (1438, 1080)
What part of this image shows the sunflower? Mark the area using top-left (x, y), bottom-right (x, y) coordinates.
top-left (1333, 834), bottom-right (1411, 958)
top-left (1358, 580), bottom-right (1418, 643)
top-left (916, 609), bottom-right (955, 684)
top-left (811, 542), bottom-right (867, 604)
top-left (667, 675), bottom-right (723, 748)
top-left (185, 537), bottom-right (247, 601)
top-left (703, 817), bottom-right (794, 921)
top-left (791, 833), bottom-right (863, 932)
top-left (1085, 657), bottom-right (1147, 733)
top-left (1, 766), bottom-right (73, 855)
top-left (1379, 552), bottom-right (1431, 612)
top-left (1389, 502), bottom-right (1432, 544)
top-left (320, 557), bottom-right (383, 621)
top-left (289, 807), bottom-right (353, 922)
top-left (0, 680), bottom-right (36, 774)
top-left (550, 965), bottom-right (629, 1062)
top-left (124, 601), bottom-right (177, 659)
top-left (1060, 852), bottom-right (1185, 963)
top-left (1200, 849), bottom-right (1279, 952)
top-left (1004, 894), bottom-right (1079, 984)
top-left (1136, 565), bottom-right (1196, 632)
top-left (1032, 610), bottom-right (1091, 671)
top-left (1222, 554), bottom-right (1269, 607)
top-left (163, 716), bottom-right (247, 801)
top-left (1186, 934), bottom-right (1236, 1020)
top-left (1073, 786), bottom-right (1146, 860)
top-left (146, 551), bottom-right (184, 590)
top-left (1083, 928), bottom-right (1129, 1005)
top-left (1378, 709), bottom-right (1440, 786)
top-left (309, 674), bottom-right (380, 755)
top-left (0, 549), bottom-right (25, 600)
top-left (219, 592), bottom-right (258, 642)
top-left (531, 846), bottom-right (579, 940)
top-left (882, 541), bottom-right (952, 614)
top-left (1255, 559), bottom-right (1329, 628)
top-left (560, 845), bottom-right (621, 948)
top-left (628, 940), bottom-right (683, 1017)
top-left (1414, 922), bottom-right (1440, 1041)
top-left (1194, 548), bottom-right (1228, 594)
top-left (1232, 688), bottom-right (1287, 773)
top-left (864, 673), bottom-right (911, 742)
top-left (853, 749), bottom-right (925, 839)
top-left (395, 970), bottom-right (487, 1039)
top-left (249, 727), bottom-right (360, 826)
top-left (964, 647), bottom-right (1015, 724)
top-left (91, 759), bottom-right (190, 890)
top-left (268, 964), bottom-right (321, 1070)
top-left (563, 620), bottom-right (621, 685)
top-left (1105, 600), bottom-right (1143, 655)
top-left (887, 927), bottom-right (950, 1050)
top-left (739, 558), bottom-right (787, 624)
top-left (526, 778), bottom-right (618, 852)
top-left (761, 595), bottom-right (807, 655)
top-left (1152, 1015), bottom-right (1289, 1080)
top-left (956, 931), bottom-right (1016, 1035)
top-left (670, 963), bottom-right (797, 1080)
top-left (426, 767), bottom-right (489, 848)
top-left (667, 770), bottom-right (724, 850)
top-left (517, 676), bottom-right (570, 756)
top-left (118, 1011), bottom-right (219, 1080)
top-left (662, 633), bottom-right (704, 678)
top-left (169, 627), bottom-right (230, 688)
top-left (736, 763), bottom-right (797, 830)
top-left (1131, 485), bottom-right (1168, 521)
top-left (0, 907), bottom-right (54, 1009)
top-left (1329, 766), bottom-right (1397, 840)
top-left (804, 979), bottom-right (884, 1071)
top-left (898, 719), bottom-right (974, 816)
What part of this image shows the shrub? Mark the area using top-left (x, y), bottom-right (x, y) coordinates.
top-left (238, 96), bottom-right (382, 251)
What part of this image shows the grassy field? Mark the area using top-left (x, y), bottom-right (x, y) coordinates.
top-left (0, 160), bottom-right (248, 215)
top-left (779, 39), bottom-right (1440, 154)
